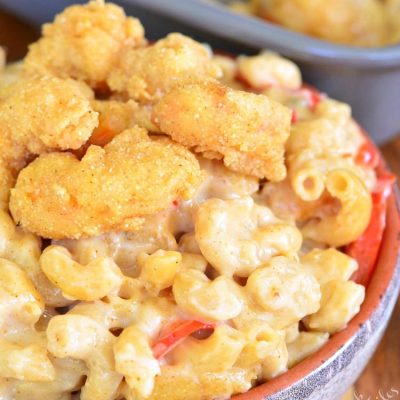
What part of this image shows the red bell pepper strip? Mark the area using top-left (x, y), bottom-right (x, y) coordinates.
top-left (346, 171), bottom-right (396, 286)
top-left (296, 85), bottom-right (322, 110)
top-left (291, 109), bottom-right (298, 124)
top-left (152, 319), bottom-right (215, 359)
top-left (355, 140), bottom-right (380, 169)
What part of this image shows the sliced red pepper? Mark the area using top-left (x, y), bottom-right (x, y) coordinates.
top-left (296, 85), bottom-right (322, 110)
top-left (373, 170), bottom-right (396, 198)
top-left (354, 123), bottom-right (380, 168)
top-left (346, 172), bottom-right (396, 286)
top-left (291, 109), bottom-right (298, 124)
top-left (355, 140), bottom-right (380, 169)
top-left (152, 319), bottom-right (215, 359)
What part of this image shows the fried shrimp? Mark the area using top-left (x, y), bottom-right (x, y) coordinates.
top-left (88, 100), bottom-right (139, 146)
top-left (10, 128), bottom-right (203, 239)
top-left (88, 99), bottom-right (158, 147)
top-left (24, 1), bottom-right (145, 85)
top-left (107, 33), bottom-right (221, 102)
top-left (0, 62), bottom-right (24, 102)
top-left (153, 79), bottom-right (291, 181)
top-left (0, 161), bottom-right (14, 210)
top-left (0, 76), bottom-right (98, 171)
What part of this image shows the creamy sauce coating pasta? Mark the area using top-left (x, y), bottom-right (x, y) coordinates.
top-left (0, 2), bottom-right (380, 399)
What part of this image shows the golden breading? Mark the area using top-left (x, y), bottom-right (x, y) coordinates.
top-left (153, 79), bottom-right (291, 181)
top-left (0, 161), bottom-right (14, 210)
top-left (10, 128), bottom-right (203, 239)
top-left (107, 33), bottom-right (221, 102)
top-left (88, 99), bottom-right (159, 147)
top-left (0, 62), bottom-right (24, 103)
top-left (0, 76), bottom-right (98, 171)
top-left (24, 1), bottom-right (145, 85)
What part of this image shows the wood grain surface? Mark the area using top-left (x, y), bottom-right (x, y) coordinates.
top-left (0, 9), bottom-right (399, 400)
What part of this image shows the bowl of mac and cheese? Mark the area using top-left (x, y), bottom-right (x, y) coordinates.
top-left (230, 0), bottom-right (400, 48)
top-left (0, 2), bottom-right (399, 400)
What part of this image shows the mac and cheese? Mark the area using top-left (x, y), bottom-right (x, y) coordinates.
top-left (0, 2), bottom-right (389, 399)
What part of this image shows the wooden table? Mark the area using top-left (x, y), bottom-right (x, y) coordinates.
top-left (0, 9), bottom-right (399, 400)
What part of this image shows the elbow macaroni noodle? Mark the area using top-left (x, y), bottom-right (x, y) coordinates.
top-left (40, 245), bottom-right (124, 301)
top-left (301, 169), bottom-right (372, 247)
top-left (195, 197), bottom-right (302, 277)
top-left (0, 2), bottom-right (377, 399)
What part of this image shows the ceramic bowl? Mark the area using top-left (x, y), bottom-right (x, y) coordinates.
top-left (0, 3), bottom-right (398, 399)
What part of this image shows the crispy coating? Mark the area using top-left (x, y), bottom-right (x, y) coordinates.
top-left (88, 99), bottom-right (139, 146)
top-left (73, 99), bottom-right (158, 158)
top-left (10, 128), bottom-right (203, 239)
top-left (0, 62), bottom-right (24, 102)
top-left (24, 1), bottom-right (145, 85)
top-left (88, 99), bottom-right (159, 147)
top-left (153, 79), bottom-right (291, 181)
top-left (0, 161), bottom-right (14, 210)
top-left (107, 33), bottom-right (221, 102)
top-left (0, 76), bottom-right (98, 171)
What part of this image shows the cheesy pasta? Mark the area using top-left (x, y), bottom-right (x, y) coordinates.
top-left (230, 0), bottom-right (400, 47)
top-left (0, 1), bottom-right (390, 399)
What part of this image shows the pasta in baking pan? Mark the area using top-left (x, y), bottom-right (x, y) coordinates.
top-left (0, 1), bottom-right (394, 399)
top-left (229, 0), bottom-right (400, 47)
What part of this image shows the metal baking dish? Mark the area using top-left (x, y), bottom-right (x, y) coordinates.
top-left (2, 0), bottom-right (399, 143)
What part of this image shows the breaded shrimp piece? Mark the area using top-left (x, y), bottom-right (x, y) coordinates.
top-left (107, 33), bottom-right (221, 102)
top-left (10, 128), bottom-right (203, 239)
top-left (88, 100), bottom-right (139, 146)
top-left (88, 99), bottom-right (158, 147)
top-left (24, 1), bottom-right (145, 85)
top-left (153, 79), bottom-right (291, 181)
top-left (0, 161), bottom-right (14, 210)
top-left (0, 76), bottom-right (98, 171)
top-left (0, 62), bottom-right (24, 102)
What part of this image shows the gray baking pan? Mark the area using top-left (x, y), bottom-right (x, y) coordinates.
top-left (1, 0), bottom-right (399, 143)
